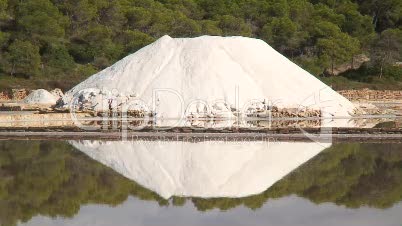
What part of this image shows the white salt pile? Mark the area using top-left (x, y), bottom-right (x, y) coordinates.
top-left (71, 140), bottom-right (330, 199)
top-left (63, 35), bottom-right (356, 118)
top-left (23, 89), bottom-right (58, 105)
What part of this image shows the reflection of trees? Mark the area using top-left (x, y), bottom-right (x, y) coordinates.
top-left (0, 141), bottom-right (166, 226)
top-left (192, 143), bottom-right (402, 211)
top-left (0, 141), bottom-right (401, 226)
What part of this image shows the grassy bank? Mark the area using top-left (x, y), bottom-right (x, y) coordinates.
top-left (2, 73), bottom-right (402, 93)
top-left (1, 63), bottom-right (402, 92)
top-left (0, 75), bottom-right (82, 92)
top-left (321, 76), bottom-right (402, 91)
top-left (0, 66), bottom-right (95, 92)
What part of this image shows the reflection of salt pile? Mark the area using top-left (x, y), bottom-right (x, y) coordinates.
top-left (71, 140), bottom-right (330, 199)
top-left (23, 89), bottom-right (58, 105)
top-left (63, 35), bottom-right (355, 118)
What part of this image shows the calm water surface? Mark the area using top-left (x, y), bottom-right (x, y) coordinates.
top-left (0, 140), bottom-right (401, 226)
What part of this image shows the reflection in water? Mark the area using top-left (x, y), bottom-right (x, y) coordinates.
top-left (70, 140), bottom-right (330, 199)
top-left (0, 141), bottom-right (401, 226)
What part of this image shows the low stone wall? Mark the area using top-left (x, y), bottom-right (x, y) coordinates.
top-left (0, 89), bottom-right (28, 102)
top-left (339, 89), bottom-right (402, 101)
top-left (0, 91), bottom-right (11, 101)
top-left (12, 89), bottom-right (28, 100)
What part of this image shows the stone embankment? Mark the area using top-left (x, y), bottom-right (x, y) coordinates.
top-left (338, 89), bottom-right (402, 115)
top-left (2, 88), bottom-right (400, 103)
top-left (338, 89), bottom-right (402, 101)
top-left (1, 88), bottom-right (401, 116)
top-left (0, 89), bottom-right (28, 101)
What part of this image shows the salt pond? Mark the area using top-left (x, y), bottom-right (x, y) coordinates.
top-left (0, 140), bottom-right (401, 226)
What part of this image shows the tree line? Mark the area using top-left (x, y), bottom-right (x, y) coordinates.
top-left (0, 0), bottom-right (401, 86)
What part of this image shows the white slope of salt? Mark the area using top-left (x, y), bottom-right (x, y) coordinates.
top-left (23, 89), bottom-right (58, 105)
top-left (70, 140), bottom-right (330, 199)
top-left (64, 35), bottom-right (356, 118)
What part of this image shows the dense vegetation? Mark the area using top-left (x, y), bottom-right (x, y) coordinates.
top-left (0, 141), bottom-right (167, 226)
top-left (0, 141), bottom-right (402, 226)
top-left (0, 0), bottom-right (401, 90)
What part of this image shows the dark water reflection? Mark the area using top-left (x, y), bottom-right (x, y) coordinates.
top-left (0, 140), bottom-right (401, 226)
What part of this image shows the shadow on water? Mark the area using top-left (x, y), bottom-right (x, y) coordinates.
top-left (0, 140), bottom-right (401, 226)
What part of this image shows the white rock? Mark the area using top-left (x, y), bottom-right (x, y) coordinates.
top-left (23, 89), bottom-right (58, 105)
